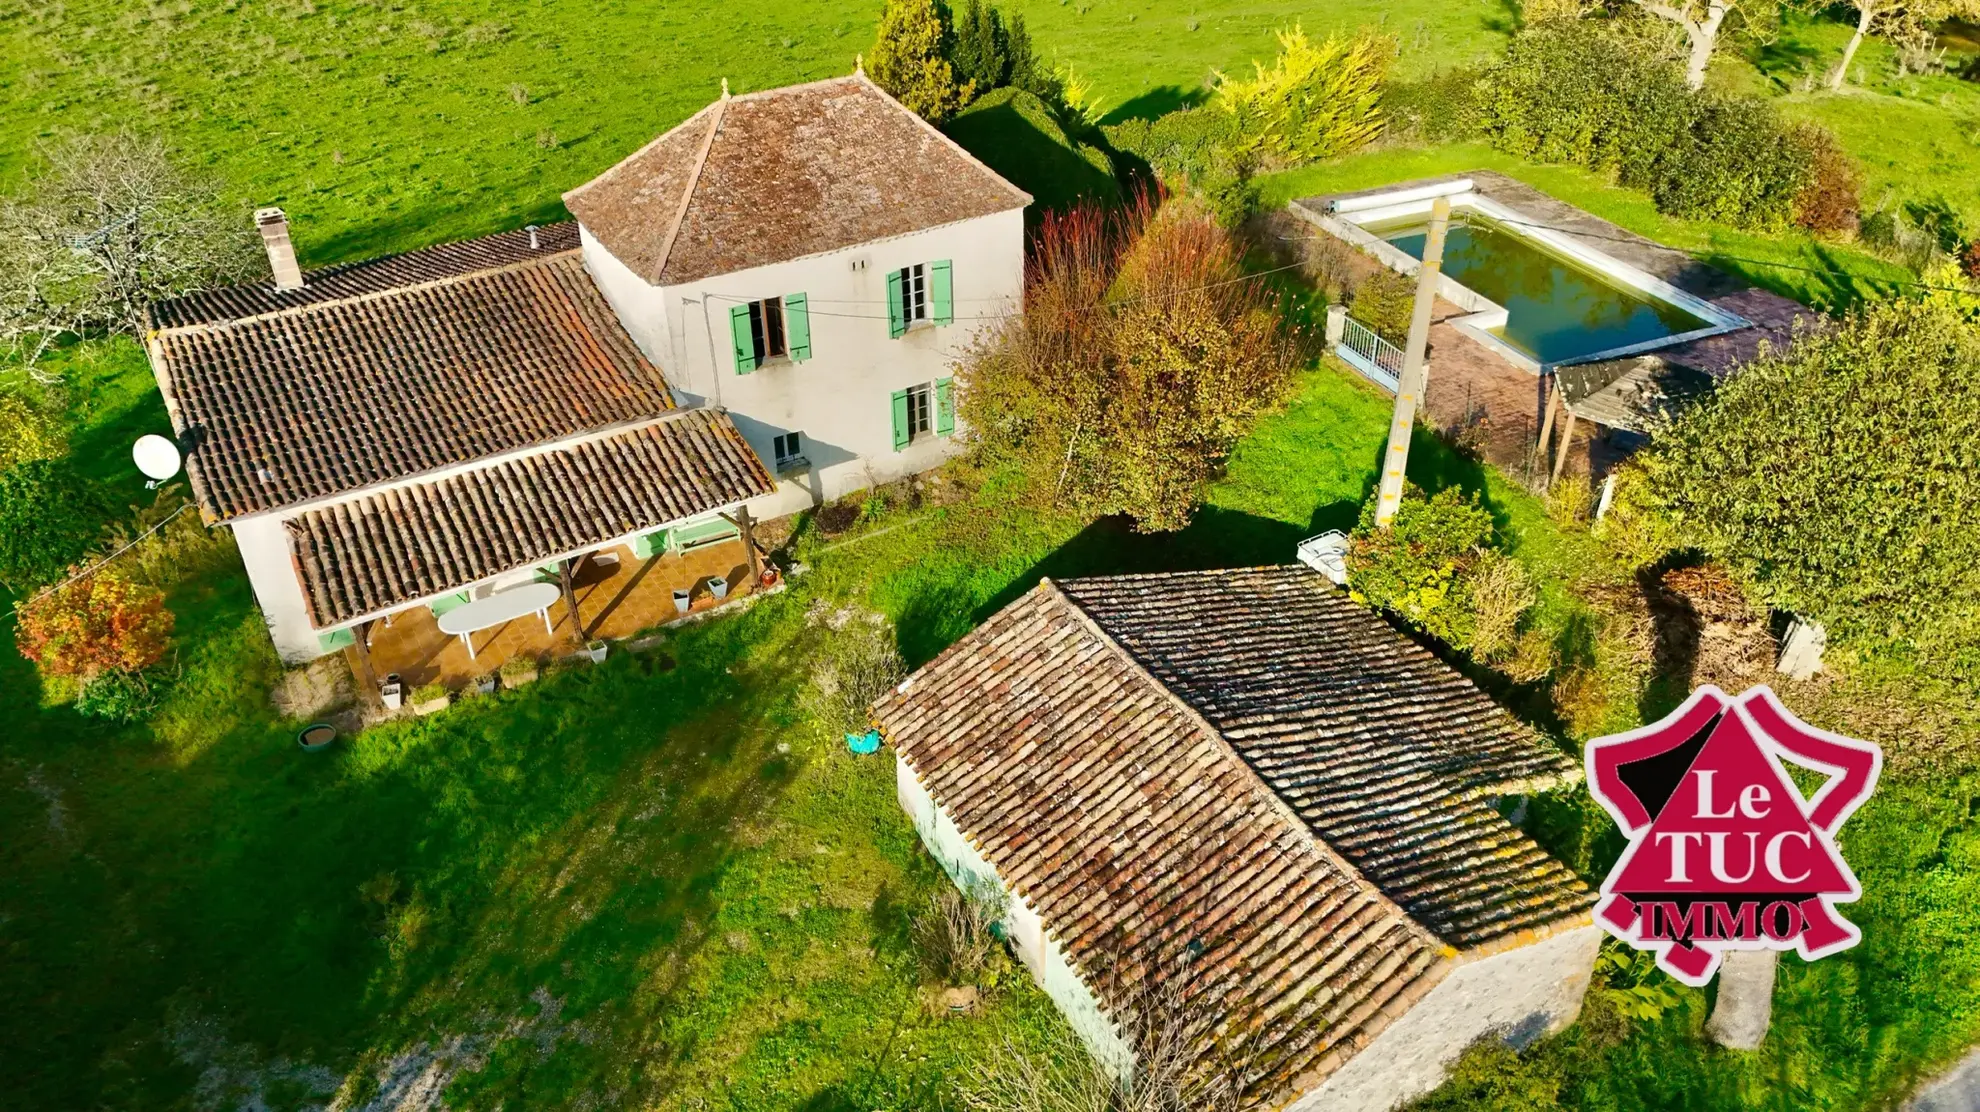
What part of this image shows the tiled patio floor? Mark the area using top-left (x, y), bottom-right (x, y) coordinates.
top-left (349, 537), bottom-right (757, 691)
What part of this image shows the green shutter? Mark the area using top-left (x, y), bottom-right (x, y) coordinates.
top-left (931, 259), bottom-right (953, 325)
top-left (935, 377), bottom-right (955, 436)
top-left (886, 268), bottom-right (906, 339)
top-left (730, 303), bottom-right (755, 373)
top-left (784, 293), bottom-right (811, 362)
top-left (891, 389), bottom-right (910, 451)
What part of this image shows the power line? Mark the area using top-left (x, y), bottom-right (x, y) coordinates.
top-left (22, 501), bottom-right (193, 607)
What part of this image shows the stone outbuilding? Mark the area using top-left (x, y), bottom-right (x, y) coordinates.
top-left (871, 566), bottom-right (1601, 1111)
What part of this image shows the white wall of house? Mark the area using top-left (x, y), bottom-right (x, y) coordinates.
top-left (582, 209), bottom-right (1025, 520)
top-left (232, 513), bottom-right (325, 664)
top-left (1292, 925), bottom-right (1603, 1112)
top-left (895, 754), bottom-right (1133, 1074)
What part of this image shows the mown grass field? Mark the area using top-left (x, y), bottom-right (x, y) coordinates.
top-left (4, 1), bottom-right (1974, 265)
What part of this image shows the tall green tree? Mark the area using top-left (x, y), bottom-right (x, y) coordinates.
top-left (951, 0), bottom-right (1008, 92)
top-left (1647, 295), bottom-right (1980, 680)
top-left (869, 0), bottom-right (972, 123)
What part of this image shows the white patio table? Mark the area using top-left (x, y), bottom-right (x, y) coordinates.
top-left (434, 581), bottom-right (562, 660)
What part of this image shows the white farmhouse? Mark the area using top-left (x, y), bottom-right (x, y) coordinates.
top-left (564, 73), bottom-right (1030, 517)
top-left (872, 566), bottom-right (1603, 1112)
top-left (141, 72), bottom-right (1029, 669)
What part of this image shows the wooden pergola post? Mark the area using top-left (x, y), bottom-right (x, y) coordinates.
top-left (560, 554), bottom-right (589, 644)
top-left (1535, 380), bottom-right (1561, 484)
top-left (719, 507), bottom-right (764, 587)
top-left (1550, 405), bottom-right (1581, 486)
top-left (349, 618), bottom-right (383, 713)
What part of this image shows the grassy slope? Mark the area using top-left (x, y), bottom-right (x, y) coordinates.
top-left (0, 0), bottom-right (1504, 266)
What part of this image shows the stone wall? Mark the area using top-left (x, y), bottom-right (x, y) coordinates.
top-left (1294, 925), bottom-right (1602, 1112)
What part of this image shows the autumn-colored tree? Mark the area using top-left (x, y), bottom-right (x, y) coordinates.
top-left (869, 0), bottom-right (972, 123)
top-left (15, 572), bottom-right (173, 679)
top-left (958, 195), bottom-right (1298, 532)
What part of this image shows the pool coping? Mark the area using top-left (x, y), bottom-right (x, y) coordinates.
top-left (1289, 178), bottom-right (1751, 376)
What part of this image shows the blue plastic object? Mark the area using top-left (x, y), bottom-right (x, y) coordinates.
top-left (846, 729), bottom-right (881, 755)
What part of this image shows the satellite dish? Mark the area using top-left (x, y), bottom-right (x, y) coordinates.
top-left (133, 434), bottom-right (182, 487)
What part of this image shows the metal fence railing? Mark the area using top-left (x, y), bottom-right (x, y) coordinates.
top-left (1335, 316), bottom-right (1404, 393)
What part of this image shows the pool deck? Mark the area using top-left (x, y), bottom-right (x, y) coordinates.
top-left (1281, 170), bottom-right (1820, 484)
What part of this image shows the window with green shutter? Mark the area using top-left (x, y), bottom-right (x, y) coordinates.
top-left (729, 303), bottom-right (754, 373)
top-left (887, 269), bottom-right (906, 338)
top-left (890, 388), bottom-right (911, 450)
top-left (935, 377), bottom-right (955, 435)
top-left (931, 260), bottom-right (953, 325)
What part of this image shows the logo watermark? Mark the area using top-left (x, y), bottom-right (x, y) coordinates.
top-left (1586, 685), bottom-right (1882, 986)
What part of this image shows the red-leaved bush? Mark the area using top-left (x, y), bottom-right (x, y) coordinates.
top-left (15, 572), bottom-right (173, 678)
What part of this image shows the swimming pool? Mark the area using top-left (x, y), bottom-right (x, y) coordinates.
top-left (1294, 179), bottom-right (1749, 375)
top-left (1373, 216), bottom-right (1708, 366)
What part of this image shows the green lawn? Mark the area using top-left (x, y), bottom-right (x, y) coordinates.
top-left (8, 338), bottom-right (1976, 1108)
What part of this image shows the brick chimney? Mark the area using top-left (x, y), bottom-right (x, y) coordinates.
top-left (254, 207), bottom-right (305, 292)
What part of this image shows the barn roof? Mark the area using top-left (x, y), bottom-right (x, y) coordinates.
top-left (872, 566), bottom-right (1593, 1100)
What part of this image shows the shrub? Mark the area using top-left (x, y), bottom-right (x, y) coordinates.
top-left (1791, 123), bottom-right (1861, 235)
top-left (1347, 485), bottom-right (1496, 649)
top-left (912, 881), bottom-right (1007, 987)
top-left (1213, 26), bottom-right (1390, 169)
top-left (83, 488), bottom-right (233, 589)
top-left (1469, 552), bottom-right (1538, 661)
top-left (1377, 67), bottom-right (1481, 144)
top-left (870, 0), bottom-right (971, 123)
top-left (0, 458), bottom-right (110, 591)
top-left (0, 390), bottom-right (63, 470)
top-left (1593, 459), bottom-right (1682, 570)
top-left (959, 195), bottom-right (1297, 532)
top-left (1349, 268), bottom-right (1416, 345)
top-left (1474, 23), bottom-right (1845, 232)
top-left (1647, 295), bottom-right (1980, 683)
top-left (15, 573), bottom-right (173, 679)
top-left (410, 681), bottom-right (449, 705)
top-left (1103, 106), bottom-right (1240, 182)
top-left (1546, 474), bottom-right (1592, 527)
top-left (74, 669), bottom-right (162, 722)
top-left (806, 621), bottom-right (906, 736)
top-left (1649, 94), bottom-right (1813, 232)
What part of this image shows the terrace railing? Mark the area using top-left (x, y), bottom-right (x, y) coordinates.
top-left (1335, 315), bottom-right (1405, 393)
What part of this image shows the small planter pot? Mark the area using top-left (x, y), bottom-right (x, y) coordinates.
top-left (501, 667), bottom-right (538, 688)
top-left (379, 682), bottom-right (404, 710)
top-left (672, 588), bottom-right (692, 615)
top-left (473, 674), bottom-right (497, 696)
top-left (297, 723), bottom-right (338, 751)
top-left (706, 576), bottom-right (730, 600)
top-left (412, 691), bottom-right (452, 716)
top-left (584, 640), bottom-right (609, 664)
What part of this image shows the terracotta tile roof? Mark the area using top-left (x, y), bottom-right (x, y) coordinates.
top-left (149, 248), bottom-right (677, 522)
top-left (289, 408), bottom-right (773, 628)
top-left (1053, 568), bottom-right (1593, 949)
top-left (149, 222), bottom-right (581, 329)
top-left (564, 75), bottom-right (1030, 286)
top-left (874, 568), bottom-right (1595, 1101)
top-left (874, 581), bottom-right (1448, 1101)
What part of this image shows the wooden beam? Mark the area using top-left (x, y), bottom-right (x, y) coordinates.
top-left (1551, 407), bottom-right (1580, 485)
top-left (348, 618), bottom-right (383, 713)
top-left (718, 508), bottom-right (764, 587)
top-left (1535, 379), bottom-right (1561, 482)
top-left (560, 555), bottom-right (586, 644)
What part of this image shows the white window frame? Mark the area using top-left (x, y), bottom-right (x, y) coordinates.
top-left (772, 430), bottom-right (805, 471)
top-left (899, 263), bottom-right (929, 326)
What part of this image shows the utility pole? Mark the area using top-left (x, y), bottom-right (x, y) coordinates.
top-left (1374, 196), bottom-right (1451, 530)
